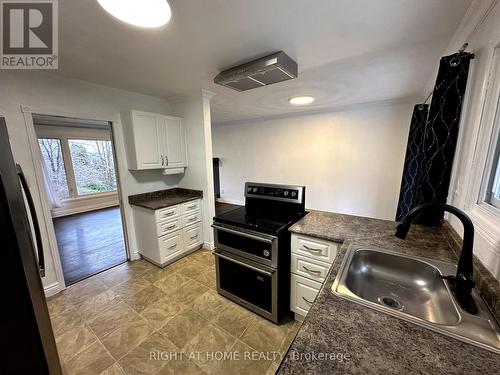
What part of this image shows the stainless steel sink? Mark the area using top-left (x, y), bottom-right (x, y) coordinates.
top-left (332, 247), bottom-right (500, 354)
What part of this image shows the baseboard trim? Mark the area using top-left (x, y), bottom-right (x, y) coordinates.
top-left (203, 241), bottom-right (215, 251)
top-left (44, 281), bottom-right (64, 297)
top-left (216, 197), bottom-right (244, 206)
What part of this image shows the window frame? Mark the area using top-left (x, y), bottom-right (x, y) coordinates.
top-left (35, 125), bottom-right (117, 201)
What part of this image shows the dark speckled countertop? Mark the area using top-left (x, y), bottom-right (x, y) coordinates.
top-left (279, 210), bottom-right (500, 375)
top-left (128, 188), bottom-right (202, 210)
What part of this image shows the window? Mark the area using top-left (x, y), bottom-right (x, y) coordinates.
top-left (38, 138), bottom-right (70, 199)
top-left (36, 125), bottom-right (117, 201)
top-left (486, 132), bottom-right (500, 209)
top-left (68, 140), bottom-right (117, 195)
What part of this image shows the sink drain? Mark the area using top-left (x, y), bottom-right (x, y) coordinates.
top-left (378, 296), bottom-right (404, 311)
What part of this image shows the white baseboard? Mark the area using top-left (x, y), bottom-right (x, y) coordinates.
top-left (130, 250), bottom-right (141, 261)
top-left (216, 197), bottom-right (244, 206)
top-left (203, 241), bottom-right (215, 251)
top-left (44, 281), bottom-right (64, 297)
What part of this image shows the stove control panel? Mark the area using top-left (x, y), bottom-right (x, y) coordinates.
top-left (245, 183), bottom-right (304, 203)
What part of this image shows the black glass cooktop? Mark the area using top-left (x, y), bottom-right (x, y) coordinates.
top-left (214, 206), bottom-right (306, 235)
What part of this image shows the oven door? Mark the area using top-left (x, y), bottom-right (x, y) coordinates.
top-left (212, 223), bottom-right (278, 267)
top-left (215, 250), bottom-right (278, 323)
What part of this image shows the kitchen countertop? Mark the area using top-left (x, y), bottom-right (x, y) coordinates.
top-left (128, 188), bottom-right (203, 210)
top-left (279, 210), bottom-right (500, 375)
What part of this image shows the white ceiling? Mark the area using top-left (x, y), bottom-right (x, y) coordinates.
top-left (56, 0), bottom-right (472, 124)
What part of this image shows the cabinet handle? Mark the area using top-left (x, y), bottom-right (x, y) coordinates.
top-left (188, 216), bottom-right (197, 221)
top-left (190, 235), bottom-right (198, 240)
top-left (302, 296), bottom-right (314, 304)
top-left (165, 225), bottom-right (176, 230)
top-left (187, 204), bottom-right (196, 209)
top-left (168, 244), bottom-right (177, 250)
top-left (302, 266), bottom-right (321, 275)
top-left (163, 212), bottom-right (175, 217)
top-left (303, 245), bottom-right (322, 253)
top-left (166, 156), bottom-right (169, 166)
top-left (161, 155), bottom-right (165, 166)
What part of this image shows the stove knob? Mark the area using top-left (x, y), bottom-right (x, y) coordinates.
top-left (291, 191), bottom-right (297, 198)
top-left (252, 187), bottom-right (258, 193)
top-left (263, 250), bottom-right (270, 257)
top-left (247, 187), bottom-right (252, 193)
top-left (283, 190), bottom-right (289, 197)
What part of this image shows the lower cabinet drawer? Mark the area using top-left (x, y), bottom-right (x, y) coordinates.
top-left (290, 273), bottom-right (321, 316)
top-left (183, 210), bottom-right (201, 227)
top-left (155, 205), bottom-right (180, 222)
top-left (184, 222), bottom-right (203, 250)
top-left (157, 217), bottom-right (182, 237)
top-left (291, 234), bottom-right (339, 264)
top-left (291, 254), bottom-right (331, 283)
top-left (158, 231), bottom-right (183, 262)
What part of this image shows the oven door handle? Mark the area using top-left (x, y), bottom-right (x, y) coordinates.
top-left (214, 251), bottom-right (274, 276)
top-left (212, 223), bottom-right (276, 243)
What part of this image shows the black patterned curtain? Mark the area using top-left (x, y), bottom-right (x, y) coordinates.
top-left (396, 51), bottom-right (474, 225)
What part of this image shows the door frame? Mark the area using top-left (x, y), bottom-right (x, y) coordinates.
top-left (21, 105), bottom-right (130, 296)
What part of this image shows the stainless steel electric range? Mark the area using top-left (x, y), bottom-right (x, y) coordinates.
top-left (212, 182), bottom-right (307, 323)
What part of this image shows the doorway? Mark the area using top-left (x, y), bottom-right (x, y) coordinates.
top-left (34, 115), bottom-right (127, 285)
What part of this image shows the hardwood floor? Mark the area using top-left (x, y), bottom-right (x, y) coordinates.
top-left (53, 207), bottom-right (127, 285)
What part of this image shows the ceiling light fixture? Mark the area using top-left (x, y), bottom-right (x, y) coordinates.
top-left (289, 96), bottom-right (315, 105)
top-left (97, 0), bottom-right (172, 28)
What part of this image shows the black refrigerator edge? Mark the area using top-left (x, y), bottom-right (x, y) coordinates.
top-left (0, 117), bottom-right (62, 374)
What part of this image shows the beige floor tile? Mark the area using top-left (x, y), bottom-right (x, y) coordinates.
top-left (265, 360), bottom-right (281, 375)
top-left (156, 356), bottom-right (206, 375)
top-left (50, 306), bottom-right (85, 338)
top-left (176, 279), bottom-right (209, 305)
top-left (65, 278), bottom-right (109, 306)
top-left (211, 339), bottom-right (273, 375)
top-left (98, 266), bottom-right (135, 288)
top-left (119, 332), bottom-right (177, 375)
top-left (184, 324), bottom-right (237, 373)
top-left (101, 315), bottom-right (154, 360)
top-left (190, 290), bottom-right (229, 319)
top-left (77, 288), bottom-right (122, 320)
top-left (47, 293), bottom-right (75, 317)
top-left (63, 341), bottom-right (115, 375)
top-left (153, 272), bottom-right (190, 298)
top-left (140, 297), bottom-right (187, 329)
top-left (193, 267), bottom-right (217, 290)
top-left (100, 363), bottom-right (126, 375)
top-left (55, 324), bottom-right (97, 363)
top-left (163, 257), bottom-right (190, 273)
top-left (187, 250), bottom-right (215, 266)
top-left (159, 308), bottom-right (209, 350)
top-left (212, 303), bottom-right (257, 338)
top-left (111, 276), bottom-right (151, 299)
top-left (175, 260), bottom-right (204, 279)
top-left (87, 301), bottom-right (139, 339)
top-left (127, 259), bottom-right (157, 276)
top-left (141, 266), bottom-right (171, 283)
top-left (240, 318), bottom-right (291, 353)
top-left (124, 285), bottom-right (165, 313)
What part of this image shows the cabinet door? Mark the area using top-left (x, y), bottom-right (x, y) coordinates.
top-left (133, 112), bottom-right (163, 169)
top-left (163, 117), bottom-right (187, 168)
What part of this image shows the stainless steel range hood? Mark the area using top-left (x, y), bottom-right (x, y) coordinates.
top-left (214, 51), bottom-right (298, 91)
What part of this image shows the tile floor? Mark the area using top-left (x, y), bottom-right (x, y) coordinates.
top-left (47, 249), bottom-right (301, 375)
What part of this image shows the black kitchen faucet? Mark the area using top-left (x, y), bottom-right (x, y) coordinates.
top-left (395, 203), bottom-right (478, 314)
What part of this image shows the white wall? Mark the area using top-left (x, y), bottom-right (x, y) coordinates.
top-left (172, 91), bottom-right (216, 248)
top-left (0, 70), bottom-right (180, 295)
top-left (212, 102), bottom-right (413, 220)
top-left (444, 0), bottom-right (500, 280)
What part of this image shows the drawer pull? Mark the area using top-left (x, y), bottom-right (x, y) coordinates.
top-left (165, 225), bottom-right (176, 231)
top-left (163, 212), bottom-right (175, 217)
top-left (188, 216), bottom-right (197, 222)
top-left (303, 245), bottom-right (322, 253)
top-left (168, 244), bottom-right (177, 250)
top-left (187, 204), bottom-right (197, 209)
top-left (302, 296), bottom-right (314, 304)
top-left (302, 266), bottom-right (321, 275)
top-left (190, 235), bottom-right (198, 240)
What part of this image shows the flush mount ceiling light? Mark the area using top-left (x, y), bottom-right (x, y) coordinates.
top-left (289, 96), bottom-right (315, 105)
top-left (97, 0), bottom-right (172, 28)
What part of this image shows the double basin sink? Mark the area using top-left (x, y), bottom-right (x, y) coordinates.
top-left (331, 247), bottom-right (500, 353)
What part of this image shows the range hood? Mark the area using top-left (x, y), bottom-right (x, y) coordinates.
top-left (214, 51), bottom-right (298, 91)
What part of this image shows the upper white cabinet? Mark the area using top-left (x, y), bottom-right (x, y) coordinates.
top-left (124, 110), bottom-right (187, 171)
